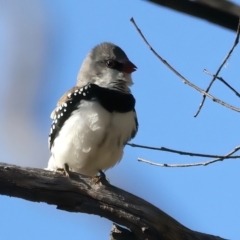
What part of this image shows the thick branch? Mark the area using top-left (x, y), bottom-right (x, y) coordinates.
top-left (110, 224), bottom-right (135, 240)
top-left (0, 162), bottom-right (225, 240)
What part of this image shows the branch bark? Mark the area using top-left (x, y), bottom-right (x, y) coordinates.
top-left (0, 162), bottom-right (225, 240)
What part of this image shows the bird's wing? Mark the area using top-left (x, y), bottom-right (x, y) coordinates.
top-left (131, 109), bottom-right (138, 139)
top-left (49, 84), bottom-right (96, 149)
top-left (49, 83), bottom-right (138, 149)
top-left (50, 86), bottom-right (79, 119)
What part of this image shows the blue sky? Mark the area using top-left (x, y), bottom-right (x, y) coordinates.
top-left (0, 1), bottom-right (240, 239)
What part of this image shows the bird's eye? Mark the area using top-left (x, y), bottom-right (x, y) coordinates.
top-left (105, 60), bottom-right (115, 68)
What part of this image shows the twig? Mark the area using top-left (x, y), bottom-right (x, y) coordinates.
top-left (137, 145), bottom-right (240, 167)
top-left (204, 69), bottom-right (240, 98)
top-left (194, 18), bottom-right (240, 117)
top-left (127, 143), bottom-right (240, 159)
top-left (130, 17), bottom-right (240, 113)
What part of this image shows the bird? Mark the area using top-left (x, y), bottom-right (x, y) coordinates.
top-left (46, 42), bottom-right (138, 177)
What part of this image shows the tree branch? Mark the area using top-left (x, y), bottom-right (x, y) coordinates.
top-left (127, 142), bottom-right (240, 159)
top-left (204, 69), bottom-right (240, 98)
top-left (110, 224), bottom-right (135, 240)
top-left (130, 17), bottom-right (240, 114)
top-left (194, 18), bottom-right (240, 117)
top-left (0, 162), bottom-right (225, 240)
top-left (138, 145), bottom-right (240, 168)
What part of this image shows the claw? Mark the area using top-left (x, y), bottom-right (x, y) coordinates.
top-left (56, 163), bottom-right (70, 177)
top-left (92, 170), bottom-right (108, 184)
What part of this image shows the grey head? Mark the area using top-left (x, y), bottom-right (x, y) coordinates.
top-left (77, 42), bottom-right (137, 93)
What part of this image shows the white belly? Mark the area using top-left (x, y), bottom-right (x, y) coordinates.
top-left (47, 100), bottom-right (136, 177)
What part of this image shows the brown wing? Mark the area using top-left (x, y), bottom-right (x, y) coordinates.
top-left (49, 84), bottom-right (95, 149)
top-left (50, 86), bottom-right (79, 119)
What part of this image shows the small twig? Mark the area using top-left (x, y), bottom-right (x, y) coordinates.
top-left (127, 143), bottom-right (240, 159)
top-left (204, 69), bottom-right (240, 98)
top-left (130, 17), bottom-right (240, 113)
top-left (137, 145), bottom-right (240, 167)
top-left (194, 18), bottom-right (240, 117)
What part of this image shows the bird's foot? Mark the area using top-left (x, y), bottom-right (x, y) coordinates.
top-left (56, 163), bottom-right (70, 177)
top-left (93, 170), bottom-right (109, 184)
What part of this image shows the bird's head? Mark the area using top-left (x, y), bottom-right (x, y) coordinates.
top-left (77, 42), bottom-right (137, 93)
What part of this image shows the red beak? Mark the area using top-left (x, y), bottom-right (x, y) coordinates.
top-left (123, 61), bottom-right (137, 74)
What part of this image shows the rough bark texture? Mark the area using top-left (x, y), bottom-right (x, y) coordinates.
top-left (110, 224), bottom-right (135, 240)
top-left (0, 162), bottom-right (225, 240)
top-left (147, 0), bottom-right (240, 31)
